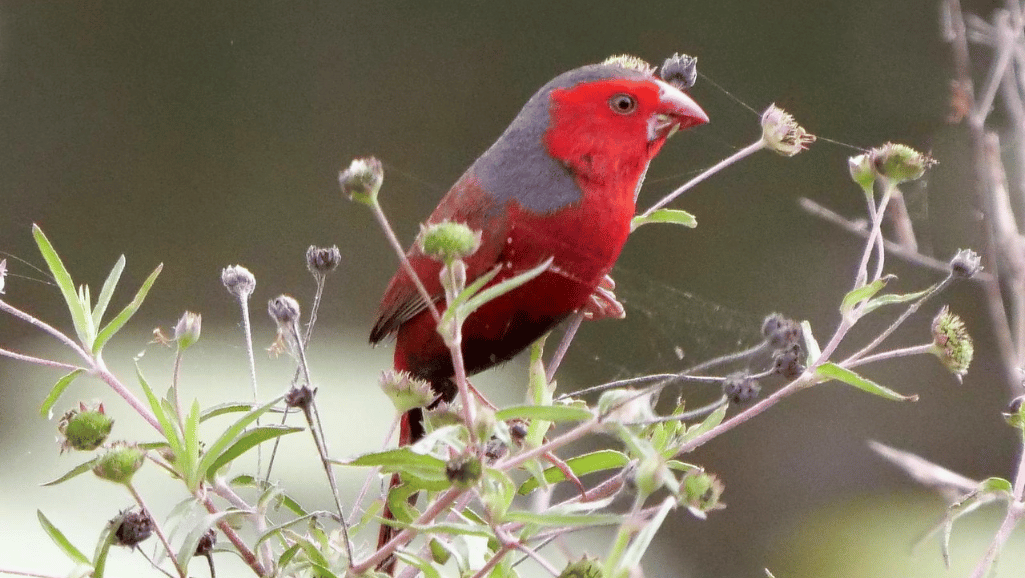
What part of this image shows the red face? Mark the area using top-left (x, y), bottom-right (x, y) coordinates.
top-left (544, 77), bottom-right (707, 183)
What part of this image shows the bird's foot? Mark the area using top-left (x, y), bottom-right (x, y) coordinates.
top-left (581, 275), bottom-right (626, 320)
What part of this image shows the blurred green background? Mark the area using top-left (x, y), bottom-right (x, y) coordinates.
top-left (1, 1), bottom-right (1020, 576)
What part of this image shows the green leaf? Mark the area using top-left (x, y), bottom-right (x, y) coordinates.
top-left (396, 551), bottom-right (444, 578)
top-left (978, 476), bottom-right (1013, 494)
top-left (230, 475), bottom-right (308, 517)
top-left (277, 543), bottom-right (302, 569)
top-left (448, 257), bottom-right (554, 324)
top-left (346, 447), bottom-right (451, 490)
top-left (39, 368), bottom-right (85, 418)
top-left (92, 255), bottom-right (125, 327)
top-left (92, 520), bottom-right (115, 578)
top-left (630, 208), bottom-right (698, 231)
top-left (175, 512), bottom-right (232, 570)
top-left (195, 395), bottom-right (285, 485)
top-left (495, 404), bottom-right (594, 423)
top-left (617, 497), bottom-right (674, 570)
top-left (683, 401), bottom-right (728, 441)
top-left (136, 364), bottom-right (185, 461)
top-left (861, 286), bottom-right (933, 317)
top-left (183, 399), bottom-right (202, 489)
top-left (92, 263), bottom-right (162, 354)
top-left (815, 362), bottom-right (918, 402)
top-left (204, 425), bottom-right (302, 480)
top-left (254, 512), bottom-right (323, 549)
top-left (502, 510), bottom-right (622, 527)
top-left (518, 450), bottom-right (629, 495)
top-left (40, 458), bottom-right (97, 486)
top-left (840, 275), bottom-right (894, 318)
top-left (37, 510), bottom-right (91, 566)
top-left (32, 225), bottom-right (93, 346)
top-left (200, 401), bottom-right (262, 422)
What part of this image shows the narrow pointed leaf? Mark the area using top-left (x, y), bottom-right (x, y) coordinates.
top-left (396, 551), bottom-right (444, 578)
top-left (683, 400), bottom-right (728, 441)
top-left (41, 458), bottom-right (97, 486)
top-left (204, 425), bottom-right (302, 480)
top-left (816, 362), bottom-right (918, 401)
top-left (453, 257), bottom-right (554, 322)
top-left (39, 368), bottom-right (85, 418)
top-left (32, 225), bottom-right (91, 345)
top-left (93, 263), bottom-right (162, 354)
top-left (495, 404), bottom-right (594, 423)
top-left (175, 512), bottom-right (232, 571)
top-left (195, 395), bottom-right (285, 483)
top-left (840, 275), bottom-right (894, 317)
top-left (136, 364), bottom-right (184, 458)
top-left (618, 497), bottom-right (675, 569)
top-left (92, 255), bottom-right (126, 326)
top-left (861, 286), bottom-right (933, 317)
top-left (518, 449), bottom-right (629, 495)
top-left (37, 510), bottom-right (91, 566)
top-left (630, 208), bottom-right (698, 231)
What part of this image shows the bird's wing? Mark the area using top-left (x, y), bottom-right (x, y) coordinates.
top-left (370, 174), bottom-right (510, 344)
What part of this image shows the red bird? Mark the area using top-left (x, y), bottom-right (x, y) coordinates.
top-left (370, 55), bottom-right (707, 555)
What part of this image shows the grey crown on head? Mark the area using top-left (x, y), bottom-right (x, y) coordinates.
top-left (473, 64), bottom-right (655, 215)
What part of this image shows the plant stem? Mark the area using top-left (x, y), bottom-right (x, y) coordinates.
top-left (0, 347), bottom-right (84, 372)
top-left (201, 496), bottom-right (268, 577)
top-left (847, 343), bottom-right (933, 368)
top-left (127, 483), bottom-right (187, 578)
top-left (0, 300), bottom-right (92, 364)
top-left (639, 139), bottom-right (766, 218)
top-left (546, 311), bottom-right (584, 383)
top-left (370, 200), bottom-right (442, 324)
top-left (351, 488), bottom-right (463, 573)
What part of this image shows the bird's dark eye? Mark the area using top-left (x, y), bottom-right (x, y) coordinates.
top-left (608, 94), bottom-right (637, 114)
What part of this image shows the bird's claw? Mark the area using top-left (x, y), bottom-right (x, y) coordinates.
top-left (582, 275), bottom-right (625, 320)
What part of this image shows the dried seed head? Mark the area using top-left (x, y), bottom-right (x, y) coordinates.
top-left (339, 157), bottom-right (384, 205)
top-left (285, 385), bottom-right (316, 409)
top-left (773, 343), bottom-right (806, 380)
top-left (660, 53), bottom-right (698, 90)
top-left (306, 245), bottom-right (341, 276)
top-left (268, 295), bottom-right (301, 327)
top-left (221, 265), bottom-right (256, 300)
top-left (761, 313), bottom-right (802, 349)
top-left (950, 249), bottom-right (981, 279)
top-left (111, 509), bottom-right (154, 548)
top-left (931, 306), bottom-right (974, 381)
top-left (194, 528), bottom-right (217, 556)
top-left (760, 104), bottom-right (815, 156)
top-left (722, 372), bottom-right (761, 404)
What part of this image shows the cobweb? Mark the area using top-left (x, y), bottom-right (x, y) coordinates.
top-left (562, 265), bottom-right (765, 383)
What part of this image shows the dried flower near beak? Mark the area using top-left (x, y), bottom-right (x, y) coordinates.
top-left (660, 53), bottom-right (698, 90)
top-left (930, 306), bottom-right (974, 381)
top-left (760, 104), bottom-right (815, 156)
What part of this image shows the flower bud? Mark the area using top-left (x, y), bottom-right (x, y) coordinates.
top-left (58, 403), bottom-right (113, 452)
top-left (268, 295), bottom-right (301, 327)
top-left (848, 153), bottom-right (876, 189)
top-left (870, 143), bottom-right (936, 184)
top-left (339, 157), bottom-right (384, 205)
top-left (306, 245), bottom-right (341, 277)
top-left (173, 311), bottom-right (202, 351)
top-left (930, 306), bottom-right (974, 381)
top-left (950, 249), bottom-right (981, 279)
top-left (659, 53), bottom-right (697, 90)
top-left (378, 370), bottom-right (434, 413)
top-left (221, 265), bottom-right (256, 300)
top-left (419, 221), bottom-right (482, 263)
top-left (93, 442), bottom-right (145, 485)
top-left (558, 556), bottom-right (604, 578)
top-left (111, 509), bottom-right (153, 548)
top-left (681, 471), bottom-right (724, 517)
top-left (760, 104), bottom-right (815, 157)
top-left (445, 454), bottom-right (483, 489)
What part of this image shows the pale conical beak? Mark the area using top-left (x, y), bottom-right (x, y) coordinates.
top-left (650, 78), bottom-right (708, 139)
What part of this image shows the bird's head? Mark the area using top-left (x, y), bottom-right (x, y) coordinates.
top-left (542, 55), bottom-right (708, 183)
